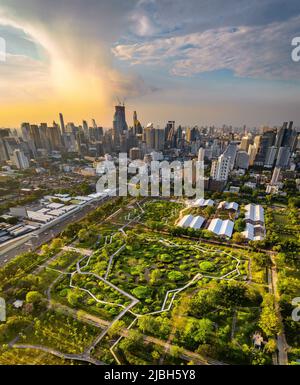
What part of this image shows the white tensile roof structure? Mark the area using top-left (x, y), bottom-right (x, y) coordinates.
top-left (189, 216), bottom-right (205, 229)
top-left (217, 201), bottom-right (239, 211)
top-left (177, 214), bottom-right (194, 228)
top-left (244, 204), bottom-right (264, 223)
top-left (242, 223), bottom-right (265, 241)
top-left (191, 198), bottom-right (214, 207)
top-left (177, 214), bottom-right (205, 229)
top-left (208, 218), bottom-right (234, 238)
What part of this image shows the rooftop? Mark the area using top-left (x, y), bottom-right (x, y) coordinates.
top-left (208, 218), bottom-right (234, 238)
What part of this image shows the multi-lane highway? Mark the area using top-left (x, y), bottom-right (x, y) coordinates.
top-left (0, 195), bottom-right (113, 267)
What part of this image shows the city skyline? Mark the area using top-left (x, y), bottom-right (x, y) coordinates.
top-left (1, 0), bottom-right (300, 127)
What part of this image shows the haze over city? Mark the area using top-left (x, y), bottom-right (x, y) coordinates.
top-left (1, 0), bottom-right (300, 127)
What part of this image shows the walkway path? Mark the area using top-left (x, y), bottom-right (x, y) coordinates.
top-left (12, 344), bottom-right (105, 365)
top-left (269, 254), bottom-right (289, 365)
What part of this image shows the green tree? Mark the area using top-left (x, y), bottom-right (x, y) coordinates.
top-left (132, 286), bottom-right (151, 299)
top-left (108, 320), bottom-right (125, 338)
top-left (168, 270), bottom-right (185, 281)
top-left (138, 315), bottom-right (159, 335)
top-left (150, 269), bottom-right (161, 285)
top-left (119, 330), bottom-right (143, 352)
top-left (234, 218), bottom-right (246, 232)
top-left (216, 281), bottom-right (248, 308)
top-left (26, 291), bottom-right (43, 304)
top-left (67, 289), bottom-right (82, 307)
top-left (183, 318), bottom-right (214, 345)
top-left (232, 232), bottom-right (245, 244)
top-left (258, 294), bottom-right (281, 337)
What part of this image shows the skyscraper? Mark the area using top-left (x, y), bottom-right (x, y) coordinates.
top-left (165, 121), bottom-right (177, 148)
top-left (235, 151), bottom-right (249, 169)
top-left (29, 124), bottom-right (43, 149)
top-left (239, 136), bottom-right (251, 152)
top-left (270, 167), bottom-right (281, 185)
top-left (248, 144), bottom-right (258, 166)
top-left (12, 149), bottom-right (29, 169)
top-left (82, 120), bottom-right (89, 140)
top-left (254, 130), bottom-right (276, 166)
top-left (47, 123), bottom-right (62, 151)
top-left (113, 104), bottom-right (128, 136)
top-left (223, 142), bottom-right (238, 170)
top-left (144, 123), bottom-right (165, 151)
top-left (276, 146), bottom-right (291, 168)
top-left (264, 146), bottom-right (277, 168)
top-left (133, 111), bottom-right (143, 136)
top-left (59, 113), bottom-right (65, 134)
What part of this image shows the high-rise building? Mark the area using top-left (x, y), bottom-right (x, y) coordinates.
top-left (62, 132), bottom-right (77, 152)
top-left (210, 154), bottom-right (231, 181)
top-left (40, 123), bottom-right (51, 151)
top-left (248, 144), bottom-right (258, 166)
top-left (235, 151), bottom-right (249, 169)
top-left (113, 104), bottom-right (128, 136)
top-left (270, 167), bottom-right (281, 185)
top-left (198, 147), bottom-right (205, 162)
top-left (254, 130), bottom-right (276, 166)
top-left (21, 122), bottom-right (36, 158)
top-left (223, 142), bottom-right (238, 170)
top-left (185, 127), bottom-right (197, 143)
top-left (239, 136), bottom-right (251, 152)
top-left (0, 139), bottom-right (8, 161)
top-left (29, 125), bottom-right (42, 150)
top-left (59, 113), bottom-right (65, 134)
top-left (144, 123), bottom-right (165, 151)
top-left (12, 149), bottom-right (29, 169)
top-left (89, 126), bottom-right (103, 141)
top-left (133, 111), bottom-right (143, 136)
top-left (82, 120), bottom-right (89, 140)
top-left (164, 121), bottom-right (176, 148)
top-left (154, 128), bottom-right (165, 151)
top-left (264, 146), bottom-right (277, 168)
top-left (276, 146), bottom-right (291, 168)
top-left (177, 125), bottom-right (183, 147)
top-left (47, 123), bottom-right (62, 151)
top-left (211, 140), bottom-right (221, 158)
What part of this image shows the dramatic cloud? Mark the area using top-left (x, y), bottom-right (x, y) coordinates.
top-left (0, 0), bottom-right (300, 127)
top-left (0, 0), bottom-right (157, 126)
top-left (128, 0), bottom-right (300, 38)
top-left (113, 15), bottom-right (300, 80)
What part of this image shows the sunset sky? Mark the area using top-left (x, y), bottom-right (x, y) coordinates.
top-left (1, 0), bottom-right (300, 128)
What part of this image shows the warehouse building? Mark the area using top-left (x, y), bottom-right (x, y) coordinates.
top-left (217, 201), bottom-right (239, 211)
top-left (244, 204), bottom-right (264, 225)
top-left (208, 218), bottom-right (234, 238)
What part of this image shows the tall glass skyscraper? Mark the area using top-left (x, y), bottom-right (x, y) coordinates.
top-left (113, 104), bottom-right (128, 136)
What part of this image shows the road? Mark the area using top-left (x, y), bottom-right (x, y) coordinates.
top-left (0, 196), bottom-right (113, 266)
